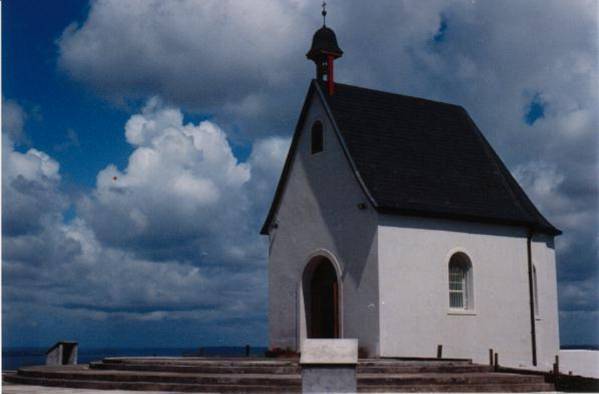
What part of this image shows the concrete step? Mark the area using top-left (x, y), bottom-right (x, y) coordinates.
top-left (17, 366), bottom-right (300, 386)
top-left (358, 372), bottom-right (548, 386)
top-left (96, 357), bottom-right (484, 375)
top-left (3, 373), bottom-right (300, 393)
top-left (90, 361), bottom-right (301, 374)
top-left (102, 357), bottom-right (472, 367)
top-left (359, 358), bottom-right (473, 366)
top-left (358, 364), bottom-right (493, 374)
top-left (4, 373), bottom-right (555, 393)
top-left (359, 383), bottom-right (556, 392)
top-left (5, 357), bottom-right (555, 393)
top-left (102, 357), bottom-right (297, 366)
top-left (14, 366), bottom-right (548, 387)
top-left (91, 360), bottom-right (491, 375)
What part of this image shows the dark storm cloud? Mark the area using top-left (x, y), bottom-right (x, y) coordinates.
top-left (2, 175), bottom-right (66, 237)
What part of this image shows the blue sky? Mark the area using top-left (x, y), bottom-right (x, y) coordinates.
top-left (3, 0), bottom-right (133, 188)
top-left (2, 0), bottom-right (597, 349)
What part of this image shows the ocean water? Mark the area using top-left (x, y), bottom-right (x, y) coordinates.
top-left (2, 346), bottom-right (268, 370)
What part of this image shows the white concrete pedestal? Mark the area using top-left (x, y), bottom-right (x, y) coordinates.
top-left (300, 339), bottom-right (358, 394)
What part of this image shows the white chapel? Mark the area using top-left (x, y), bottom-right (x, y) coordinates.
top-left (261, 18), bottom-right (560, 370)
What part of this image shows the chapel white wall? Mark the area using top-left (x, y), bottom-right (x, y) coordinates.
top-left (532, 233), bottom-right (560, 370)
top-left (377, 214), bottom-right (559, 370)
top-left (267, 92), bottom-right (380, 355)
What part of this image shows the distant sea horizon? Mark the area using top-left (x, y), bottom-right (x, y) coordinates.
top-left (2, 344), bottom-right (597, 370)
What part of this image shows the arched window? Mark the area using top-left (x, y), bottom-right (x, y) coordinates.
top-left (448, 253), bottom-right (473, 309)
top-left (532, 265), bottom-right (539, 316)
top-left (311, 121), bottom-right (324, 154)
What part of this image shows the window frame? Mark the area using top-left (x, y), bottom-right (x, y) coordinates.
top-left (447, 252), bottom-right (475, 314)
top-left (449, 263), bottom-right (467, 309)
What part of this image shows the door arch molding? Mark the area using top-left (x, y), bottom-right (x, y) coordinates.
top-left (299, 249), bottom-right (343, 342)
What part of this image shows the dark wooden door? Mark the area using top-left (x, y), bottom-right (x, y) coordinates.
top-left (309, 261), bottom-right (339, 338)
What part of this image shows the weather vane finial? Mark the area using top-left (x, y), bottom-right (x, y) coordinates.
top-left (321, 1), bottom-right (327, 26)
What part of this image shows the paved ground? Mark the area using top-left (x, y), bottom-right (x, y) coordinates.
top-left (2, 384), bottom-right (192, 394)
top-left (1, 384), bottom-right (561, 394)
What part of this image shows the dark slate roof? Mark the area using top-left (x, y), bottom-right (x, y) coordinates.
top-left (260, 80), bottom-right (560, 236)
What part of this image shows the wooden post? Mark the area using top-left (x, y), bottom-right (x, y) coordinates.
top-left (437, 345), bottom-right (443, 359)
top-left (553, 355), bottom-right (559, 383)
top-left (494, 353), bottom-right (499, 371)
top-left (489, 349), bottom-right (494, 366)
top-left (245, 344), bottom-right (251, 357)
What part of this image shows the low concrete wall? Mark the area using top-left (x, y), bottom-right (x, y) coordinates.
top-left (45, 342), bottom-right (78, 366)
top-left (559, 350), bottom-right (599, 378)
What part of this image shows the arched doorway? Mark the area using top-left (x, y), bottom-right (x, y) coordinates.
top-left (303, 256), bottom-right (340, 338)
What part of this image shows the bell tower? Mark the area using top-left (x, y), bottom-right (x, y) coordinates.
top-left (306, 2), bottom-right (343, 95)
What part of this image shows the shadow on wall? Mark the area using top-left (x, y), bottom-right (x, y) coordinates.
top-left (300, 126), bottom-right (378, 290)
top-left (378, 213), bottom-right (555, 249)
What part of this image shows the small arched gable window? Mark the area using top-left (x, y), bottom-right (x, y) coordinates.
top-left (448, 253), bottom-right (473, 310)
top-left (311, 121), bottom-right (324, 154)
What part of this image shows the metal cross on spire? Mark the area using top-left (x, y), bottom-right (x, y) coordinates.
top-left (321, 1), bottom-right (327, 26)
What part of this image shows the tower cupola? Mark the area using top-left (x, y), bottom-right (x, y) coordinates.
top-left (306, 2), bottom-right (343, 94)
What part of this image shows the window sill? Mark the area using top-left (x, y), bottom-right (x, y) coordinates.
top-left (448, 309), bottom-right (477, 316)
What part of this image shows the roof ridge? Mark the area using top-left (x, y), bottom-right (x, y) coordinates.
top-left (317, 79), bottom-right (463, 109)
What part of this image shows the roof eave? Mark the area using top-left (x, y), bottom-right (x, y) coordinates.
top-left (259, 81), bottom-right (319, 235)
top-left (376, 206), bottom-right (561, 236)
top-left (459, 108), bottom-right (561, 237)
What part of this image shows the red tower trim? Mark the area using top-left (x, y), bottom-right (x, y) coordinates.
top-left (327, 54), bottom-right (335, 95)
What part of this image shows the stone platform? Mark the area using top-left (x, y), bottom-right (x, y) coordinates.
top-left (3, 357), bottom-right (556, 393)
top-left (2, 384), bottom-right (184, 394)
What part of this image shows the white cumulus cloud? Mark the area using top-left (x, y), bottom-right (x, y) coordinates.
top-left (2, 98), bottom-right (288, 333)
top-left (79, 98), bottom-right (256, 263)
